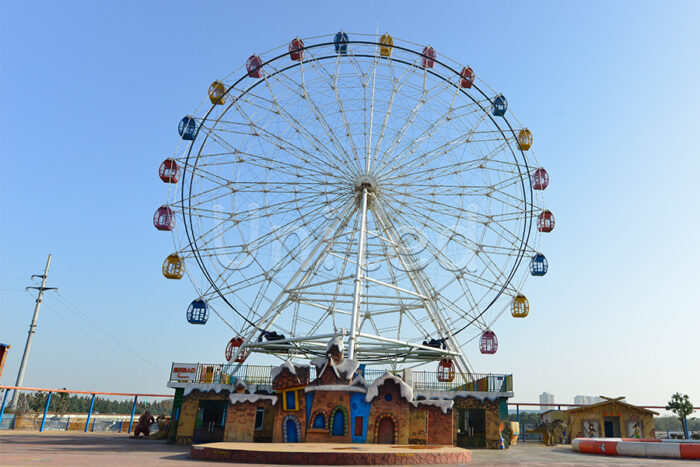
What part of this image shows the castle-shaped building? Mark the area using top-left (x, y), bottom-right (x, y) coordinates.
top-left (168, 337), bottom-right (510, 448)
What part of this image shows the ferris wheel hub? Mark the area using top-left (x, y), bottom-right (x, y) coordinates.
top-left (353, 174), bottom-right (378, 193)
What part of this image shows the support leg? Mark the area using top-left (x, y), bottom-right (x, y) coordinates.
top-left (0, 390), bottom-right (8, 426)
top-left (84, 394), bottom-right (95, 432)
top-left (128, 395), bottom-right (138, 433)
top-left (40, 392), bottom-right (52, 432)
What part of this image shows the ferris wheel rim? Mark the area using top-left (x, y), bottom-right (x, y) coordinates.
top-left (179, 38), bottom-right (534, 340)
top-left (166, 34), bottom-right (546, 366)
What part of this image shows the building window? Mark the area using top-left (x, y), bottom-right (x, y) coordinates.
top-left (283, 390), bottom-right (298, 411)
top-left (354, 416), bottom-right (363, 436)
top-left (312, 413), bottom-right (325, 429)
top-left (254, 408), bottom-right (265, 431)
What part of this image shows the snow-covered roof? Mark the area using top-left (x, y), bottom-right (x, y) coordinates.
top-left (365, 372), bottom-right (413, 403)
top-left (350, 374), bottom-right (367, 388)
top-left (304, 384), bottom-right (367, 394)
top-left (335, 358), bottom-right (359, 380)
top-left (411, 399), bottom-right (454, 414)
top-left (413, 391), bottom-right (509, 402)
top-left (326, 336), bottom-right (344, 354)
top-left (229, 394), bottom-right (278, 406)
top-left (270, 360), bottom-right (308, 383)
top-left (165, 382), bottom-right (234, 397)
top-left (310, 356), bottom-right (360, 385)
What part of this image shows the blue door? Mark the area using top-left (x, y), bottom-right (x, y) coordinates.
top-left (332, 411), bottom-right (345, 436)
top-left (286, 418), bottom-right (298, 443)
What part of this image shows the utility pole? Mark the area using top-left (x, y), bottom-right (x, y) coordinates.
top-left (9, 254), bottom-right (57, 409)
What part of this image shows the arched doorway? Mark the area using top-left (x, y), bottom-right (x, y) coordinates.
top-left (376, 415), bottom-right (397, 444)
top-left (329, 406), bottom-right (348, 437)
top-left (331, 410), bottom-right (345, 436)
top-left (283, 415), bottom-right (301, 443)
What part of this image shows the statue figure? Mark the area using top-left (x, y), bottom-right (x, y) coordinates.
top-left (132, 410), bottom-right (155, 438)
top-left (526, 419), bottom-right (566, 446)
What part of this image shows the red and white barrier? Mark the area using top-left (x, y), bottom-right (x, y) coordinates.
top-left (573, 438), bottom-right (700, 460)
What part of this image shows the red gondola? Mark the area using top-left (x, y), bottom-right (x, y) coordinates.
top-left (537, 210), bottom-right (555, 232)
top-left (225, 337), bottom-right (248, 363)
top-left (479, 330), bottom-right (498, 354)
top-left (246, 54), bottom-right (263, 78)
top-left (437, 358), bottom-right (456, 382)
top-left (159, 158), bottom-right (180, 183)
top-left (421, 46), bottom-right (436, 69)
top-left (532, 168), bottom-right (549, 190)
top-left (460, 66), bottom-right (475, 88)
top-left (289, 38), bottom-right (305, 62)
top-left (153, 205), bottom-right (175, 231)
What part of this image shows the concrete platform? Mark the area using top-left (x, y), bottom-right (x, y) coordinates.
top-left (1, 431), bottom-right (695, 465)
top-left (190, 442), bottom-right (471, 465)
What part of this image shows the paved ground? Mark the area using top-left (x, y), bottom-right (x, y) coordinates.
top-left (0, 431), bottom-right (694, 465)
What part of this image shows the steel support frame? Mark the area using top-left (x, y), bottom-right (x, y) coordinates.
top-left (372, 200), bottom-right (474, 378)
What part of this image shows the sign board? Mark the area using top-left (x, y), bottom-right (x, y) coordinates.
top-left (171, 363), bottom-right (197, 382)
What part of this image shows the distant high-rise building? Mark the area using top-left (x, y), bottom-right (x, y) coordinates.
top-left (574, 395), bottom-right (604, 406)
top-left (539, 392), bottom-right (555, 411)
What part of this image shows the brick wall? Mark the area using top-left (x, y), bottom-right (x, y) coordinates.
top-left (426, 406), bottom-right (453, 445)
top-left (367, 380), bottom-right (410, 444)
top-left (224, 402), bottom-right (256, 442)
top-left (272, 388), bottom-right (306, 442)
top-left (272, 366), bottom-right (309, 391)
top-left (304, 390), bottom-right (352, 443)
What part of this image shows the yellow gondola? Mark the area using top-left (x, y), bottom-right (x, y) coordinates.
top-left (162, 254), bottom-right (184, 279)
top-left (511, 293), bottom-right (529, 318)
top-left (208, 81), bottom-right (226, 105)
top-left (379, 33), bottom-right (393, 57)
top-left (517, 128), bottom-right (533, 151)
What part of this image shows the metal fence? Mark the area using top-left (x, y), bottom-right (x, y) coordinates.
top-left (171, 363), bottom-right (513, 393)
top-left (0, 386), bottom-right (172, 434)
top-left (411, 371), bottom-right (512, 392)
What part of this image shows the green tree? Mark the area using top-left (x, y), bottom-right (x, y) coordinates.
top-left (53, 390), bottom-right (71, 416)
top-left (665, 393), bottom-right (695, 439)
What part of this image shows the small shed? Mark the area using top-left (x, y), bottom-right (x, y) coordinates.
top-left (566, 396), bottom-right (657, 442)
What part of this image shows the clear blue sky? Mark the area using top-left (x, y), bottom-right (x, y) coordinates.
top-left (1, 0), bottom-right (699, 410)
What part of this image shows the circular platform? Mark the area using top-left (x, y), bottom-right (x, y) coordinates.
top-left (190, 442), bottom-right (471, 465)
top-left (572, 438), bottom-right (700, 460)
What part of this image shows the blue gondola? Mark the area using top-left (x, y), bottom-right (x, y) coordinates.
top-left (491, 94), bottom-right (508, 117)
top-left (529, 253), bottom-right (548, 276)
top-left (187, 299), bottom-right (208, 324)
top-left (178, 116), bottom-right (197, 141)
top-left (334, 31), bottom-right (349, 55)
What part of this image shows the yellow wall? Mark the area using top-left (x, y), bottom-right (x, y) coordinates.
top-left (452, 397), bottom-right (502, 449)
top-left (408, 408), bottom-right (427, 445)
top-left (175, 390), bottom-right (230, 445)
top-left (566, 402), bottom-right (654, 443)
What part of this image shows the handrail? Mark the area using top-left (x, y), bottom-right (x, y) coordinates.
top-left (168, 362), bottom-right (512, 392)
top-left (508, 402), bottom-right (700, 410)
top-left (0, 385), bottom-right (173, 398)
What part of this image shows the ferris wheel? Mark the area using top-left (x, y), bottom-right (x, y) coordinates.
top-left (154, 32), bottom-right (554, 376)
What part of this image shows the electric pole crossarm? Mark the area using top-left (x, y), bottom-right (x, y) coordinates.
top-left (10, 254), bottom-right (56, 409)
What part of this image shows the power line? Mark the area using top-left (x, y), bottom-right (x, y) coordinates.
top-left (41, 300), bottom-right (167, 377)
top-left (53, 292), bottom-right (166, 374)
